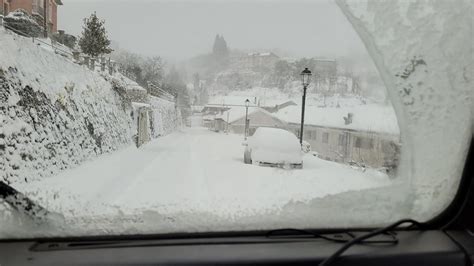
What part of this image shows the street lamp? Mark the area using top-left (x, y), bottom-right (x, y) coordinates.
top-left (299, 68), bottom-right (312, 145)
top-left (245, 99), bottom-right (250, 140)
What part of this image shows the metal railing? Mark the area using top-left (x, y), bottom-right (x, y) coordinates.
top-left (2, 22), bottom-right (73, 57)
top-left (2, 21), bottom-right (119, 74)
top-left (148, 82), bottom-right (175, 102)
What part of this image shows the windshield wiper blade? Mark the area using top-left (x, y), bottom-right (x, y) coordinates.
top-left (0, 181), bottom-right (50, 222)
top-left (266, 228), bottom-right (354, 243)
top-left (319, 219), bottom-right (424, 266)
top-left (266, 227), bottom-right (399, 244)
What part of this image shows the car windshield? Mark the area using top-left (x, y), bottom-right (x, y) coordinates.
top-left (0, 0), bottom-right (472, 238)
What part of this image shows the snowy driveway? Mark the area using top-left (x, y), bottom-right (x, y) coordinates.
top-left (17, 127), bottom-right (391, 218)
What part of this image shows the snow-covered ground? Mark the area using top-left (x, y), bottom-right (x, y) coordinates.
top-left (15, 127), bottom-right (391, 220)
top-left (208, 87), bottom-right (386, 110)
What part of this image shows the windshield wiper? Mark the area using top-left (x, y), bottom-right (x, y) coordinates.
top-left (318, 219), bottom-right (424, 266)
top-left (0, 181), bottom-right (51, 222)
top-left (266, 227), bottom-right (398, 244)
top-left (266, 219), bottom-right (423, 265)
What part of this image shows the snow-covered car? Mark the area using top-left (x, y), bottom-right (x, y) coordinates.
top-left (243, 127), bottom-right (303, 169)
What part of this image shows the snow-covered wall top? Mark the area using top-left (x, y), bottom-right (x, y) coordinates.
top-left (337, 0), bottom-right (473, 220)
top-left (0, 28), bottom-right (133, 184)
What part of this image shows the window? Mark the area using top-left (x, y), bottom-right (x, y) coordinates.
top-left (0, 0), bottom-right (469, 241)
top-left (354, 137), bottom-right (374, 150)
top-left (304, 130), bottom-right (314, 140)
top-left (322, 132), bottom-right (329, 143)
top-left (382, 140), bottom-right (394, 153)
top-left (338, 134), bottom-right (346, 146)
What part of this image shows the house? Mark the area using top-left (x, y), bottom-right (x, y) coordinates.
top-left (1, 0), bottom-right (63, 33)
top-left (239, 52), bottom-right (280, 72)
top-left (201, 105), bottom-right (230, 129)
top-left (276, 104), bottom-right (401, 172)
top-left (211, 107), bottom-right (287, 135)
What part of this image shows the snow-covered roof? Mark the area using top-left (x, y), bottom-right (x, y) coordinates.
top-left (216, 106), bottom-right (278, 124)
top-left (275, 104), bottom-right (400, 135)
top-left (313, 58), bottom-right (337, 62)
top-left (246, 52), bottom-right (278, 57)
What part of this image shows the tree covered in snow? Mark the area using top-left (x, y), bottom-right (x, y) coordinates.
top-left (111, 49), bottom-right (165, 94)
top-left (78, 12), bottom-right (112, 57)
top-left (164, 67), bottom-right (192, 119)
top-left (212, 34), bottom-right (229, 57)
top-left (272, 60), bottom-right (293, 89)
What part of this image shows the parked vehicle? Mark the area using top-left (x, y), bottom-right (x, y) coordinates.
top-left (243, 127), bottom-right (303, 169)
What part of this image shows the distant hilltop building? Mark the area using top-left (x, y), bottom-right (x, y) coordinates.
top-left (239, 52), bottom-right (280, 72)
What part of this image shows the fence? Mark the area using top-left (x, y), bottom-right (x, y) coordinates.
top-left (3, 22), bottom-right (72, 56)
top-left (147, 82), bottom-right (175, 102)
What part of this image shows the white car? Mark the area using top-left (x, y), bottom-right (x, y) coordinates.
top-left (243, 127), bottom-right (303, 169)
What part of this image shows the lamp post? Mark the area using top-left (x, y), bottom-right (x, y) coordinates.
top-left (244, 99), bottom-right (250, 140)
top-left (300, 68), bottom-right (312, 145)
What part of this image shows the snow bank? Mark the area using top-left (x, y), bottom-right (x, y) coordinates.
top-left (0, 28), bottom-right (133, 184)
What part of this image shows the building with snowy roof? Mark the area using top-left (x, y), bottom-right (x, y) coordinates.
top-left (275, 104), bottom-right (401, 172)
top-left (238, 52), bottom-right (280, 72)
top-left (210, 107), bottom-right (287, 135)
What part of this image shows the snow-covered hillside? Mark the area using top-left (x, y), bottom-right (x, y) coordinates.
top-left (0, 28), bottom-right (135, 184)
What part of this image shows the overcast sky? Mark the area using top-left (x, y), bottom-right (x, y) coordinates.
top-left (59, 0), bottom-right (369, 61)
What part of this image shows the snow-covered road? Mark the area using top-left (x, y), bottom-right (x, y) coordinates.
top-left (16, 127), bottom-right (391, 218)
